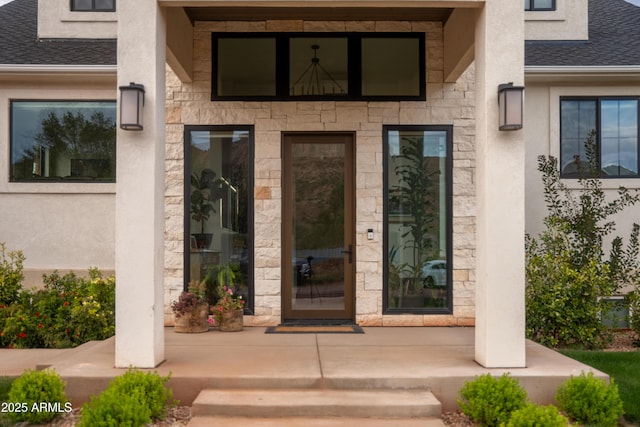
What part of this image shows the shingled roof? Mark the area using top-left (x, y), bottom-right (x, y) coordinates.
top-left (526, 0), bottom-right (640, 67)
top-left (0, 0), bottom-right (116, 65)
top-left (1, 0), bottom-right (638, 68)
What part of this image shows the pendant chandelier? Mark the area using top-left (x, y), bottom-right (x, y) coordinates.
top-left (290, 44), bottom-right (346, 96)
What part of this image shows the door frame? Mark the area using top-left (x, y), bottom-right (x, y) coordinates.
top-left (281, 132), bottom-right (356, 322)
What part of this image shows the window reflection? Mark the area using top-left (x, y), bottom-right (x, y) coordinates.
top-left (525, 0), bottom-right (555, 11)
top-left (71, 0), bottom-right (115, 11)
top-left (361, 38), bottom-right (421, 97)
top-left (560, 98), bottom-right (639, 178)
top-left (601, 100), bottom-right (638, 176)
top-left (187, 127), bottom-right (253, 311)
top-left (216, 38), bottom-right (276, 97)
top-left (385, 127), bottom-right (451, 311)
top-left (560, 100), bottom-right (596, 175)
top-left (10, 101), bottom-right (116, 182)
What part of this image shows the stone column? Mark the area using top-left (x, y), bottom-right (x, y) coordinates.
top-left (474, 0), bottom-right (526, 367)
top-left (115, 1), bottom-right (166, 368)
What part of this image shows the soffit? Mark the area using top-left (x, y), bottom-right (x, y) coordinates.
top-left (184, 6), bottom-right (453, 22)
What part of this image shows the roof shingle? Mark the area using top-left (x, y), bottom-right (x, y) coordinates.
top-left (0, 0), bottom-right (116, 65)
top-left (526, 0), bottom-right (640, 67)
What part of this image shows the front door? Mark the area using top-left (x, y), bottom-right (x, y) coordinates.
top-left (282, 133), bottom-right (355, 322)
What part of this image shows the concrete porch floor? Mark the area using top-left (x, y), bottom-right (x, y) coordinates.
top-left (0, 327), bottom-right (605, 412)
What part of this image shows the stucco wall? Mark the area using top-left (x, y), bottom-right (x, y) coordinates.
top-left (37, 0), bottom-right (117, 39)
top-left (0, 80), bottom-right (117, 287)
top-left (524, 0), bottom-right (588, 41)
top-left (164, 19), bottom-right (477, 327)
top-left (524, 82), bottom-right (640, 256)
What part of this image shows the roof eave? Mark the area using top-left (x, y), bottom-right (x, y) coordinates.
top-left (525, 65), bottom-right (640, 83)
top-left (0, 64), bottom-right (117, 74)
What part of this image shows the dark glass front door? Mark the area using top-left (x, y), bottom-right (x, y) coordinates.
top-left (282, 133), bottom-right (355, 321)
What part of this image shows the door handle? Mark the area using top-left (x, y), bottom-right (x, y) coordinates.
top-left (342, 244), bottom-right (353, 264)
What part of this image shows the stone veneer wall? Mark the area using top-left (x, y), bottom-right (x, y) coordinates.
top-left (163, 20), bottom-right (476, 327)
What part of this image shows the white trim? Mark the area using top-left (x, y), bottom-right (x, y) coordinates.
top-left (0, 64), bottom-right (117, 74)
top-left (526, 65), bottom-right (640, 75)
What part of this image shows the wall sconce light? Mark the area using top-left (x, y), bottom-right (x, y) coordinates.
top-left (498, 82), bottom-right (524, 131)
top-left (119, 82), bottom-right (145, 131)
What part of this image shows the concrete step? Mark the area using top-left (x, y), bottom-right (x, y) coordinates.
top-left (191, 388), bottom-right (441, 419)
top-left (187, 416), bottom-right (447, 427)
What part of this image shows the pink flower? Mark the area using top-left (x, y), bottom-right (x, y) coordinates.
top-left (208, 317), bottom-right (216, 326)
top-left (227, 289), bottom-right (233, 295)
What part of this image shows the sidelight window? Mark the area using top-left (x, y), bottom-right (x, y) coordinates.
top-left (384, 126), bottom-right (452, 313)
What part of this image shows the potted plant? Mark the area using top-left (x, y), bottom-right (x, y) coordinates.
top-left (190, 168), bottom-right (217, 249)
top-left (211, 264), bottom-right (245, 332)
top-left (171, 280), bottom-right (209, 333)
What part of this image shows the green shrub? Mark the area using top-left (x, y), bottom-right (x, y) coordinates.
top-left (556, 371), bottom-right (624, 427)
top-left (1, 268), bottom-right (115, 349)
top-left (79, 388), bottom-right (152, 427)
top-left (0, 243), bottom-right (24, 306)
top-left (502, 403), bottom-right (569, 427)
top-left (7, 369), bottom-right (68, 424)
top-left (458, 373), bottom-right (528, 427)
top-left (526, 246), bottom-right (613, 349)
top-left (527, 136), bottom-right (640, 350)
top-left (79, 369), bottom-right (172, 427)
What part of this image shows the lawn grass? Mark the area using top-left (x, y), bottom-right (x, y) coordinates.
top-left (0, 377), bottom-right (11, 400)
top-left (0, 377), bottom-right (14, 427)
top-left (560, 350), bottom-right (640, 424)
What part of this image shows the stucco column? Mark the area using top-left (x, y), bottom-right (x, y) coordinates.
top-left (474, 0), bottom-right (526, 367)
top-left (115, 1), bottom-right (166, 367)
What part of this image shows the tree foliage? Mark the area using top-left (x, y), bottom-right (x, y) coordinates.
top-left (526, 130), bottom-right (640, 348)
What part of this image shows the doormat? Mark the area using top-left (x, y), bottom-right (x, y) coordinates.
top-left (265, 324), bottom-right (364, 334)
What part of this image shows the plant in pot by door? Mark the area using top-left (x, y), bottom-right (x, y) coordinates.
top-left (211, 264), bottom-right (245, 332)
top-left (171, 280), bottom-right (209, 333)
top-left (190, 168), bottom-right (217, 249)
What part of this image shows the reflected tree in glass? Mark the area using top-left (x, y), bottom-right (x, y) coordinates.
top-left (390, 136), bottom-right (439, 307)
top-left (20, 111), bottom-right (116, 180)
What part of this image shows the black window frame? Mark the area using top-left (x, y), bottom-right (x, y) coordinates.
top-left (183, 125), bottom-right (255, 315)
top-left (560, 96), bottom-right (640, 179)
top-left (382, 125), bottom-right (454, 315)
top-left (70, 0), bottom-right (116, 12)
top-left (525, 0), bottom-right (556, 11)
top-left (9, 99), bottom-right (117, 183)
top-left (212, 32), bottom-right (426, 102)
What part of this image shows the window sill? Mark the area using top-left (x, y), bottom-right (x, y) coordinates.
top-left (560, 177), bottom-right (640, 191)
top-left (6, 182), bottom-right (116, 194)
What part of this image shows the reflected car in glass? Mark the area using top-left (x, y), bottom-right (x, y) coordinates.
top-left (422, 260), bottom-right (447, 287)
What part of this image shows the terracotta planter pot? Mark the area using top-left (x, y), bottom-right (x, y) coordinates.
top-left (219, 309), bottom-right (244, 332)
top-left (174, 304), bottom-right (209, 333)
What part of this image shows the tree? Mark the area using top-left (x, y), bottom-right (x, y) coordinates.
top-left (526, 131), bottom-right (640, 348)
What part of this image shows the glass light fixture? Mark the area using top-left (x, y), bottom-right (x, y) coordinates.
top-left (119, 82), bottom-right (145, 131)
top-left (498, 82), bottom-right (524, 131)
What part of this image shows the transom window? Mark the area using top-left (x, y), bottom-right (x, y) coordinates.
top-left (525, 0), bottom-right (556, 11)
top-left (560, 97), bottom-right (640, 178)
top-left (212, 33), bottom-right (425, 101)
top-left (71, 0), bottom-right (115, 12)
top-left (10, 101), bottom-right (117, 182)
